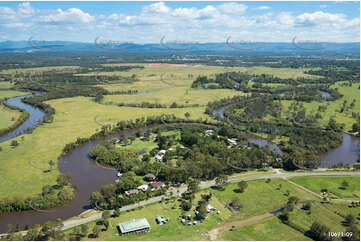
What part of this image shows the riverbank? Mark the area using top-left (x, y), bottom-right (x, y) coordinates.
top-left (0, 94), bottom-right (44, 143)
top-left (0, 101), bottom-right (29, 138)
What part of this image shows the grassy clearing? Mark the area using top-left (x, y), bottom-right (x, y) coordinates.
top-left (65, 193), bottom-right (232, 241)
top-left (216, 178), bottom-right (352, 241)
top-left (0, 90), bottom-right (29, 99)
top-left (219, 216), bottom-right (311, 241)
top-left (287, 203), bottom-right (346, 233)
top-left (227, 171), bottom-right (276, 180)
top-left (0, 104), bottom-right (21, 130)
top-left (117, 137), bottom-right (158, 154)
top-left (0, 96), bottom-right (210, 198)
top-left (323, 202), bottom-right (360, 218)
top-left (0, 66), bottom-right (79, 74)
top-left (0, 89), bottom-right (30, 130)
top-left (281, 82), bottom-right (360, 131)
top-left (103, 87), bottom-right (244, 106)
top-left (211, 178), bottom-right (315, 219)
top-left (239, 66), bottom-right (321, 79)
top-left (0, 82), bottom-right (14, 89)
top-left (290, 175), bottom-right (360, 199)
top-left (96, 64), bottom-right (320, 93)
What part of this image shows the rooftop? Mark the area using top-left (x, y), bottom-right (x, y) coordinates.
top-left (151, 181), bottom-right (164, 187)
top-left (118, 218), bottom-right (150, 234)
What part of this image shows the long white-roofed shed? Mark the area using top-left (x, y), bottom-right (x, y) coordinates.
top-left (117, 218), bottom-right (151, 235)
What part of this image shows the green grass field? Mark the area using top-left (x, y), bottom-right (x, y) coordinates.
top-left (239, 66), bottom-right (321, 79)
top-left (291, 202), bottom-right (346, 230)
top-left (94, 64), bottom-right (319, 92)
top-left (0, 66), bottom-right (79, 75)
top-left (219, 216), bottom-right (311, 241)
top-left (211, 179), bottom-right (316, 219)
top-left (0, 90), bottom-right (29, 99)
top-left (0, 104), bottom-right (21, 130)
top-left (103, 87), bottom-right (245, 106)
top-left (290, 175), bottom-right (360, 199)
top-left (323, 202), bottom-right (360, 218)
top-left (0, 82), bottom-right (14, 89)
top-left (281, 82), bottom-right (360, 131)
top-left (0, 89), bottom-right (30, 131)
top-left (117, 137), bottom-right (158, 154)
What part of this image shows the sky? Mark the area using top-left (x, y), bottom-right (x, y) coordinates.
top-left (0, 1), bottom-right (359, 43)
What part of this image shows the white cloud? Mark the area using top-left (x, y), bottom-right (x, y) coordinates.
top-left (256, 6), bottom-right (271, 10)
top-left (277, 12), bottom-right (295, 26)
top-left (0, 1), bottom-right (359, 42)
top-left (142, 2), bottom-right (170, 14)
top-left (18, 2), bottom-right (35, 17)
top-left (295, 11), bottom-right (347, 27)
top-left (320, 5), bottom-right (328, 8)
top-left (0, 7), bottom-right (16, 21)
top-left (40, 8), bottom-right (94, 24)
top-left (218, 3), bottom-right (248, 14)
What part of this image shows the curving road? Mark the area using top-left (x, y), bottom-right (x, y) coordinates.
top-left (61, 171), bottom-right (359, 231)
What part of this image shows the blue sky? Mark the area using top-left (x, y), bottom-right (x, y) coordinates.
top-left (0, 1), bottom-right (359, 43)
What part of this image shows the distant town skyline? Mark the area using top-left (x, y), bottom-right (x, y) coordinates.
top-left (0, 1), bottom-right (359, 43)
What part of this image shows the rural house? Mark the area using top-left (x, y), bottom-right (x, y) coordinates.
top-left (144, 173), bottom-right (156, 181)
top-left (125, 189), bottom-right (139, 196)
top-left (150, 181), bottom-right (165, 190)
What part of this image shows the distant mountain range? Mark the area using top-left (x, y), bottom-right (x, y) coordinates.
top-left (0, 40), bottom-right (359, 56)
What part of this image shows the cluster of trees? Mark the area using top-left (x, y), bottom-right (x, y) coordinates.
top-left (5, 219), bottom-right (66, 241)
top-left (192, 71), bottom-right (342, 103)
top-left (225, 95), bottom-right (282, 122)
top-left (62, 115), bottom-right (211, 155)
top-left (89, 140), bottom-right (140, 170)
top-left (108, 90), bottom-right (139, 95)
top-left (113, 101), bottom-right (199, 109)
top-left (191, 72), bottom-right (250, 89)
top-left (180, 179), bottom-right (200, 212)
top-left (6, 65), bottom-right (142, 87)
top-left (305, 65), bottom-right (360, 83)
top-left (195, 192), bottom-right (213, 220)
top-left (0, 173), bottom-right (73, 213)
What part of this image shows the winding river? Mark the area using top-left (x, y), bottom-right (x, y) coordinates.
top-left (0, 93), bottom-right (44, 143)
top-left (0, 95), bottom-right (359, 232)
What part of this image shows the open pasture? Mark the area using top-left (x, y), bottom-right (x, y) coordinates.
top-left (0, 104), bottom-right (21, 130)
top-left (290, 175), bottom-right (360, 199)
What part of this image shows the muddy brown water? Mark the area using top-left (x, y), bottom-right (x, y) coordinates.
top-left (319, 132), bottom-right (360, 168)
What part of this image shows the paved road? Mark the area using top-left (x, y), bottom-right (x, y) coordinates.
top-left (61, 171), bottom-right (359, 231)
